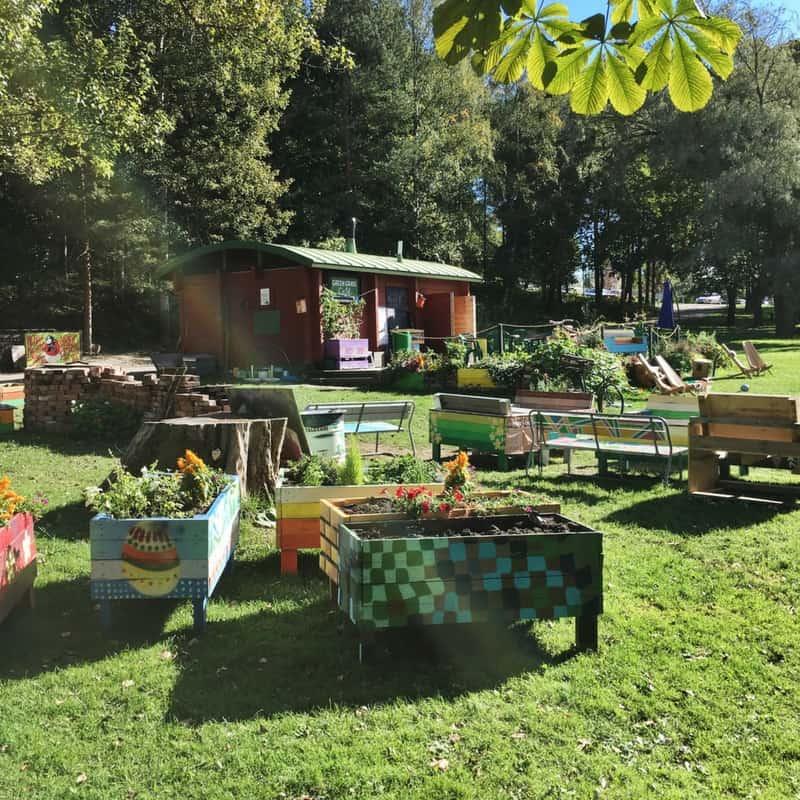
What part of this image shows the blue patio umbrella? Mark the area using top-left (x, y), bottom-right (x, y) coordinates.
top-left (657, 280), bottom-right (675, 329)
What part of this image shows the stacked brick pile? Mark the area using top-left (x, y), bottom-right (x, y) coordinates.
top-left (23, 367), bottom-right (223, 432)
top-left (24, 367), bottom-right (94, 432)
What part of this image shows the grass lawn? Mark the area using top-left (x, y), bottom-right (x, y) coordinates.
top-left (2, 336), bottom-right (800, 798)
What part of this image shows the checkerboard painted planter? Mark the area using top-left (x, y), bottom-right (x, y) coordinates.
top-left (0, 512), bottom-right (37, 624)
top-left (337, 512), bottom-right (602, 659)
top-left (90, 477), bottom-right (240, 632)
top-left (320, 493), bottom-right (561, 590)
top-left (276, 482), bottom-right (443, 575)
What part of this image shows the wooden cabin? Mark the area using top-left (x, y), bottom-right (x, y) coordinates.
top-left (156, 240), bottom-right (481, 368)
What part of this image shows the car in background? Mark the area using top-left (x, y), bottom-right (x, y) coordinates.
top-left (695, 292), bottom-right (723, 304)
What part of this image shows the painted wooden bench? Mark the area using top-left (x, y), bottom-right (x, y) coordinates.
top-left (305, 401), bottom-right (416, 456)
top-left (602, 327), bottom-right (648, 355)
top-left (531, 411), bottom-right (688, 484)
top-left (632, 394), bottom-right (699, 447)
top-left (430, 393), bottom-right (533, 471)
top-left (514, 390), bottom-right (595, 413)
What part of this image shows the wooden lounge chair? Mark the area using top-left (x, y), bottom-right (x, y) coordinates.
top-left (635, 355), bottom-right (683, 395)
top-left (653, 355), bottom-right (709, 395)
top-left (742, 341), bottom-right (773, 375)
top-left (721, 343), bottom-right (757, 377)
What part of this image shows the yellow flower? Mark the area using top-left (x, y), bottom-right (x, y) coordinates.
top-left (177, 449), bottom-right (206, 474)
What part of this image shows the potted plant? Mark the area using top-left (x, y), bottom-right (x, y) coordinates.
top-left (319, 454), bottom-right (561, 592)
top-left (0, 477), bottom-right (46, 624)
top-left (275, 449), bottom-right (443, 575)
top-left (320, 288), bottom-right (369, 368)
top-left (86, 450), bottom-right (240, 632)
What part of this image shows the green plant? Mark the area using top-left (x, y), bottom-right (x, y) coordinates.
top-left (320, 287), bottom-right (365, 339)
top-left (338, 437), bottom-right (364, 486)
top-left (367, 455), bottom-right (441, 484)
top-left (481, 351), bottom-right (532, 389)
top-left (284, 454), bottom-right (341, 487)
top-left (70, 398), bottom-right (142, 442)
top-left (84, 451), bottom-right (232, 519)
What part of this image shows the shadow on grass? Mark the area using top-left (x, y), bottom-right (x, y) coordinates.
top-left (0, 574), bottom-right (174, 681)
top-left (604, 491), bottom-right (785, 534)
top-left (36, 500), bottom-right (94, 542)
top-left (167, 603), bottom-right (576, 724)
top-left (4, 430), bottom-right (128, 458)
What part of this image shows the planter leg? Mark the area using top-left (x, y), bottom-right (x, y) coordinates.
top-left (280, 548), bottom-right (298, 575)
top-left (498, 452), bottom-right (509, 471)
top-left (375, 432), bottom-right (380, 452)
top-left (576, 614), bottom-right (598, 652)
top-left (432, 442), bottom-right (441, 462)
top-left (99, 600), bottom-right (112, 631)
top-left (193, 597), bottom-right (208, 633)
top-left (358, 629), bottom-right (375, 664)
top-left (224, 548), bottom-right (235, 578)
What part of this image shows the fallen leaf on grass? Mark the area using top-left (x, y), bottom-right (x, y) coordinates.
top-left (76, 773), bottom-right (87, 785)
top-left (448, 733), bottom-right (461, 744)
top-left (429, 758), bottom-right (449, 772)
top-left (577, 738), bottom-right (593, 751)
top-left (121, 679), bottom-right (135, 689)
top-left (511, 731), bottom-right (527, 740)
top-left (160, 650), bottom-right (174, 661)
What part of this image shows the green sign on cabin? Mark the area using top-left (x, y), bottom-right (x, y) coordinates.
top-left (253, 310), bottom-right (280, 335)
top-left (328, 275), bottom-right (360, 301)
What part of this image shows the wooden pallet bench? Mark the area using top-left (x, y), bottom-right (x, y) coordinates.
top-left (305, 400), bottom-right (416, 455)
top-left (532, 411), bottom-right (688, 484)
top-left (689, 393), bottom-right (800, 504)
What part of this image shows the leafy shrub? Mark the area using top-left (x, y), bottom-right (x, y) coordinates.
top-left (70, 398), bottom-right (142, 442)
top-left (85, 451), bottom-right (232, 519)
top-left (655, 331), bottom-right (725, 375)
top-left (320, 288), bottom-right (365, 339)
top-left (482, 351), bottom-right (532, 389)
top-left (284, 454), bottom-right (341, 486)
top-left (367, 455), bottom-right (441, 484)
top-left (338, 437), bottom-right (364, 485)
top-left (389, 349), bottom-right (445, 375)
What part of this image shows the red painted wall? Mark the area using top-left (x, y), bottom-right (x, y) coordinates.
top-left (173, 254), bottom-right (474, 368)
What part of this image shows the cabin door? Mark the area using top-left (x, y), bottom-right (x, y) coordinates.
top-left (385, 286), bottom-right (411, 332)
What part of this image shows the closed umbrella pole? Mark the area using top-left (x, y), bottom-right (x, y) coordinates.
top-left (657, 280), bottom-right (675, 330)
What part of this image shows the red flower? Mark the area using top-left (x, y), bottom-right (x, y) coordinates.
top-left (438, 501), bottom-right (451, 513)
top-left (395, 487), bottom-right (405, 498)
top-left (421, 500), bottom-right (431, 514)
top-left (453, 489), bottom-right (464, 503)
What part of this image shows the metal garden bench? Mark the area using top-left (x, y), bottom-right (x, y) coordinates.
top-left (304, 401), bottom-right (416, 455)
top-left (529, 411), bottom-right (688, 484)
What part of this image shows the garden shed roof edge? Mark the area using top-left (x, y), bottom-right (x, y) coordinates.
top-left (155, 240), bottom-right (483, 281)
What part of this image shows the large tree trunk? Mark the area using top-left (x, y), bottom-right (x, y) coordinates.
top-left (775, 293), bottom-right (797, 337)
top-left (123, 415), bottom-right (287, 498)
top-left (726, 282), bottom-right (737, 327)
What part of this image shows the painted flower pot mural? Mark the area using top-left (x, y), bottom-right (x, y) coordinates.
top-left (0, 511), bottom-right (37, 624)
top-left (87, 451), bottom-right (240, 632)
top-left (0, 475), bottom-right (44, 624)
top-left (337, 512), bottom-right (603, 661)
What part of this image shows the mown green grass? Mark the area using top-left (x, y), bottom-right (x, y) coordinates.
top-left (1, 351), bottom-right (800, 798)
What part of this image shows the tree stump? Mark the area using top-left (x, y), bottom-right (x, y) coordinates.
top-left (123, 415), bottom-right (287, 497)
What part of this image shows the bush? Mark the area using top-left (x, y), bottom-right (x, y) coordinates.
top-left (284, 454), bottom-right (341, 486)
top-left (70, 398), bottom-right (142, 442)
top-left (367, 455), bottom-right (441, 484)
top-left (338, 437), bottom-right (364, 485)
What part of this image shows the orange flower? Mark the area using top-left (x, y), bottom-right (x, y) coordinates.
top-left (177, 449), bottom-right (206, 474)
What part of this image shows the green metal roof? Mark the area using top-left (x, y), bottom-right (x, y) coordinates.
top-left (155, 240), bottom-right (482, 282)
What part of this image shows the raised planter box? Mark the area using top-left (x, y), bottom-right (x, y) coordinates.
top-left (90, 477), bottom-right (240, 632)
top-left (0, 404), bottom-right (14, 434)
top-left (392, 371), bottom-right (426, 393)
top-left (337, 512), bottom-right (602, 659)
top-left (0, 512), bottom-right (37, 624)
top-left (319, 492), bottom-right (560, 586)
top-left (456, 367), bottom-right (496, 389)
top-left (275, 481), bottom-right (443, 575)
top-left (324, 338), bottom-right (371, 369)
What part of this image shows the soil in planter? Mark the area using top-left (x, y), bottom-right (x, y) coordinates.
top-left (339, 497), bottom-right (395, 514)
top-left (354, 516), bottom-right (581, 540)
